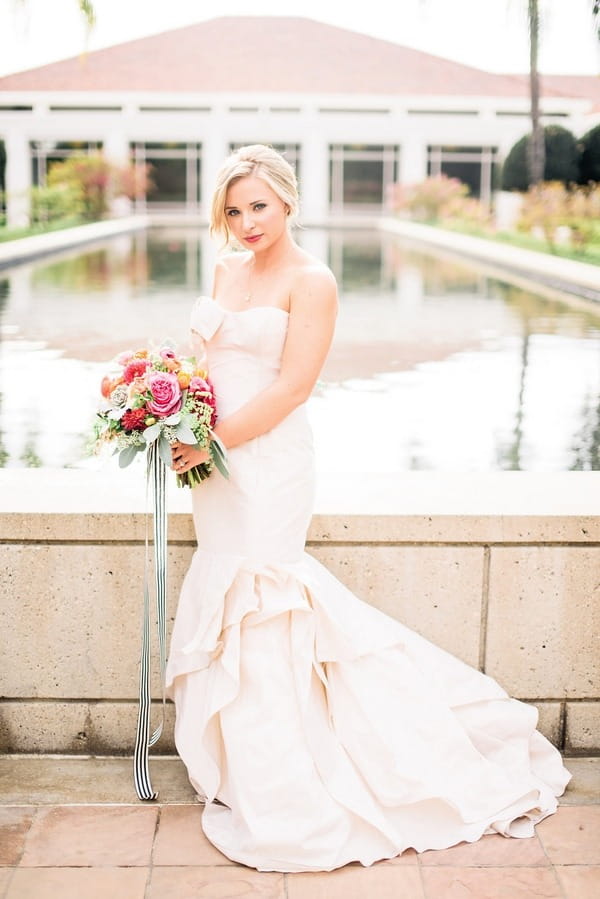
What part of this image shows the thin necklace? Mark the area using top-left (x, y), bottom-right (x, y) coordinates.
top-left (244, 257), bottom-right (255, 304)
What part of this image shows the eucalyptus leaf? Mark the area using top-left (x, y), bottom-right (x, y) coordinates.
top-left (143, 423), bottom-right (162, 443)
top-left (175, 421), bottom-right (198, 445)
top-left (158, 435), bottom-right (173, 468)
top-left (119, 445), bottom-right (140, 468)
top-left (163, 412), bottom-right (182, 425)
top-left (210, 439), bottom-right (229, 479)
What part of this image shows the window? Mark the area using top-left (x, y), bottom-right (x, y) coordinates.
top-left (30, 141), bottom-right (103, 186)
top-left (427, 145), bottom-right (499, 206)
top-left (130, 142), bottom-right (202, 209)
top-left (329, 145), bottom-right (400, 210)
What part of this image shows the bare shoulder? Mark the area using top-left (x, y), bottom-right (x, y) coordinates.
top-left (289, 259), bottom-right (338, 314)
top-left (213, 251), bottom-right (251, 291)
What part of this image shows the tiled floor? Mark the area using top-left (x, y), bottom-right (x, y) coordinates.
top-left (0, 757), bottom-right (598, 898)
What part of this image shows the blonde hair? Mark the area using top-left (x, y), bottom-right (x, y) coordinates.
top-left (210, 144), bottom-right (299, 243)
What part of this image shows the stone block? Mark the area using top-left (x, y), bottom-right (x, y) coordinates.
top-left (565, 702), bottom-right (600, 755)
top-left (308, 545), bottom-right (484, 667)
top-left (485, 547), bottom-right (599, 698)
top-left (1, 544), bottom-right (193, 699)
top-left (0, 701), bottom-right (176, 754)
top-left (529, 701), bottom-right (563, 747)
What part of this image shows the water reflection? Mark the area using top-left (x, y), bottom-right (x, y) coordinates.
top-left (0, 227), bottom-right (598, 472)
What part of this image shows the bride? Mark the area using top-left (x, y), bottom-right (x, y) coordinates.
top-left (166, 143), bottom-right (570, 873)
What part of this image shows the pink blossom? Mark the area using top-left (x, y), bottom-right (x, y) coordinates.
top-left (160, 347), bottom-right (176, 360)
top-left (147, 371), bottom-right (182, 417)
top-left (117, 350), bottom-right (135, 366)
top-left (189, 376), bottom-right (211, 394)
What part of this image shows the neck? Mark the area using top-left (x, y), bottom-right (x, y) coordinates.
top-left (251, 229), bottom-right (295, 271)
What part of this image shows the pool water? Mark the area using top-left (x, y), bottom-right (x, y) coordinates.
top-left (0, 226), bottom-right (598, 472)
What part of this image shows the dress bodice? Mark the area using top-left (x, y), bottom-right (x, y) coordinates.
top-left (190, 296), bottom-right (289, 419)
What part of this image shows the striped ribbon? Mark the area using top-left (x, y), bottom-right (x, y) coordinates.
top-left (133, 441), bottom-right (167, 801)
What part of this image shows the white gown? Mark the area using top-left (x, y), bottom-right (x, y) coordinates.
top-left (165, 296), bottom-right (570, 873)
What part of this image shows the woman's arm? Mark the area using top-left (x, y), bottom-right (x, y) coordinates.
top-left (214, 265), bottom-right (338, 449)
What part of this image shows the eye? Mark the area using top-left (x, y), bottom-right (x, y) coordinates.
top-left (253, 203), bottom-right (266, 211)
top-left (226, 209), bottom-right (239, 217)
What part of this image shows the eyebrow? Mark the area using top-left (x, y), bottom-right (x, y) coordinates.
top-left (224, 199), bottom-right (267, 209)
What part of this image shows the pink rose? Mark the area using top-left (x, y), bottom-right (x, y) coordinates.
top-left (147, 371), bottom-right (182, 417)
top-left (189, 376), bottom-right (210, 394)
top-left (160, 347), bottom-right (176, 360)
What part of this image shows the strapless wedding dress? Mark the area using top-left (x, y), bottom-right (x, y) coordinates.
top-left (165, 296), bottom-right (570, 873)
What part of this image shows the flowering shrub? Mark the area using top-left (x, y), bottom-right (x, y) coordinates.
top-left (45, 154), bottom-right (154, 221)
top-left (518, 181), bottom-right (600, 254)
top-left (388, 175), bottom-right (490, 227)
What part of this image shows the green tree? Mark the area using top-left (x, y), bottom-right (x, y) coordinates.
top-left (579, 124), bottom-right (600, 184)
top-left (501, 125), bottom-right (580, 191)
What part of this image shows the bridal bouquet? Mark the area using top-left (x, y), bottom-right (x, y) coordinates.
top-left (92, 345), bottom-right (228, 487)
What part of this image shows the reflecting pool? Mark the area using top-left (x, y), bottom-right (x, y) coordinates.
top-left (0, 226), bottom-right (599, 472)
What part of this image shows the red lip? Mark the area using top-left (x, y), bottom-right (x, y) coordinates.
top-left (244, 234), bottom-right (262, 243)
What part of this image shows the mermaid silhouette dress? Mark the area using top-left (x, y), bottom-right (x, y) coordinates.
top-left (165, 296), bottom-right (570, 873)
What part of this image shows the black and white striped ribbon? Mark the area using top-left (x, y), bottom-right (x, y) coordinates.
top-left (133, 442), bottom-right (167, 801)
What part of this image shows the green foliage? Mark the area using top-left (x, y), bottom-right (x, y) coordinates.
top-left (43, 154), bottom-right (154, 222)
top-left (30, 183), bottom-right (83, 224)
top-left (502, 126), bottom-right (580, 191)
top-left (578, 124), bottom-right (600, 184)
top-left (46, 155), bottom-right (112, 220)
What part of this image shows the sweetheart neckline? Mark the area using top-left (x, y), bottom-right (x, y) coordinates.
top-left (197, 296), bottom-right (289, 317)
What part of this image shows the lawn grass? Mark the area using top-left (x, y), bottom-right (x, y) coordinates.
top-left (0, 216), bottom-right (85, 243)
top-left (441, 221), bottom-right (600, 266)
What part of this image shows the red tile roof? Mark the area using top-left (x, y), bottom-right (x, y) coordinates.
top-left (0, 16), bottom-right (557, 97)
top-left (505, 73), bottom-right (600, 103)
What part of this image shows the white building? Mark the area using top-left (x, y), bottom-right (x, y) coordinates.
top-left (0, 16), bottom-right (598, 228)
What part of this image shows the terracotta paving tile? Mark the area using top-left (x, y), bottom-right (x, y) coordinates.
top-left (420, 866), bottom-right (562, 898)
top-left (153, 805), bottom-right (235, 866)
top-left (20, 806), bottom-right (157, 867)
top-left (0, 807), bottom-right (36, 866)
top-left (286, 864), bottom-right (424, 898)
top-left (555, 865), bottom-right (600, 899)
top-left (537, 806), bottom-right (600, 864)
top-left (5, 867), bottom-right (148, 899)
top-left (0, 868), bottom-right (15, 894)
top-left (147, 865), bottom-right (285, 898)
top-left (378, 846), bottom-right (419, 865)
top-left (419, 832), bottom-right (549, 867)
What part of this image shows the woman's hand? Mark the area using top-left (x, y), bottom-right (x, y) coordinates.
top-left (171, 440), bottom-right (210, 474)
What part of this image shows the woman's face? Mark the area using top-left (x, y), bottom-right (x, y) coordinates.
top-left (224, 175), bottom-right (289, 252)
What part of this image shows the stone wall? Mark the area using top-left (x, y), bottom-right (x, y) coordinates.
top-left (1, 470), bottom-right (598, 755)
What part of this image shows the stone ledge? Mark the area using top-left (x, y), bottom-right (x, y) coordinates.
top-left (2, 470), bottom-right (599, 544)
top-left (0, 215), bottom-right (150, 269)
top-left (379, 216), bottom-right (600, 304)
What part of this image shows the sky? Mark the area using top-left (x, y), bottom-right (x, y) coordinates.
top-left (0, 0), bottom-right (598, 78)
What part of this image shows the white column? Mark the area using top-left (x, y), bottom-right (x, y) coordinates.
top-left (301, 130), bottom-right (329, 225)
top-left (103, 129), bottom-right (130, 166)
top-left (201, 127), bottom-right (229, 222)
top-left (103, 130), bottom-right (132, 217)
top-left (399, 138), bottom-right (428, 185)
top-left (5, 130), bottom-right (31, 229)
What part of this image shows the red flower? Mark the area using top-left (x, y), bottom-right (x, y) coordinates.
top-left (123, 359), bottom-right (150, 384)
top-left (121, 408), bottom-right (147, 431)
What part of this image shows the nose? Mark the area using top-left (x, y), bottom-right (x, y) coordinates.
top-left (242, 210), bottom-right (255, 232)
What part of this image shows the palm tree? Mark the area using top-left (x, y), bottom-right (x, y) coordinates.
top-left (527, 0), bottom-right (545, 185)
top-left (16, 1), bottom-right (95, 28)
